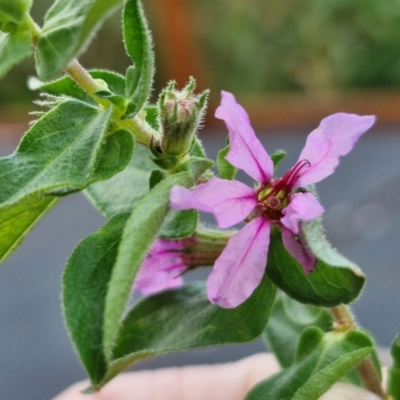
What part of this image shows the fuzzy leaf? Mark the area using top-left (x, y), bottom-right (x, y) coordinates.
top-left (0, 28), bottom-right (32, 79)
top-left (0, 100), bottom-right (132, 262)
top-left (33, 69), bottom-right (126, 105)
top-left (264, 292), bottom-right (332, 368)
top-left (85, 145), bottom-right (154, 218)
top-left (103, 166), bottom-right (209, 360)
top-left (190, 138), bottom-right (207, 158)
top-left (63, 213), bottom-right (128, 383)
top-left (149, 169), bottom-right (165, 189)
top-left (36, 0), bottom-right (122, 80)
top-left (266, 228), bottom-right (365, 307)
top-left (0, 196), bottom-right (58, 261)
top-left (123, 0), bottom-right (154, 117)
top-left (159, 209), bottom-right (198, 239)
top-left (100, 276), bottom-right (276, 387)
top-left (246, 328), bottom-right (373, 400)
top-left (0, 0), bottom-right (32, 23)
top-left (175, 157), bottom-right (214, 177)
top-left (217, 145), bottom-right (237, 180)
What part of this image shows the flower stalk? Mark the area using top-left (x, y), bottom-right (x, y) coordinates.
top-left (182, 227), bottom-right (234, 268)
top-left (329, 304), bottom-right (385, 398)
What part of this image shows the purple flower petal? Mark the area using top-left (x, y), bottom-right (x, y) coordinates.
top-left (215, 91), bottom-right (274, 184)
top-left (134, 239), bottom-right (186, 295)
top-left (295, 113), bottom-right (375, 186)
top-left (207, 217), bottom-right (271, 308)
top-left (171, 178), bottom-right (257, 228)
top-left (281, 227), bottom-right (316, 274)
top-left (135, 271), bottom-right (184, 295)
top-left (281, 192), bottom-right (324, 234)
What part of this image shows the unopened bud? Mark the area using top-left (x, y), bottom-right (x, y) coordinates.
top-left (0, 0), bottom-right (32, 26)
top-left (159, 77), bottom-right (208, 157)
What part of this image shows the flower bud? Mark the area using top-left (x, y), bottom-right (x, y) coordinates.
top-left (0, 0), bottom-right (32, 26)
top-left (159, 78), bottom-right (208, 157)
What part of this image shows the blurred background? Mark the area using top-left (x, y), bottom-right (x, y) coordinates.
top-left (1, 0), bottom-right (400, 399)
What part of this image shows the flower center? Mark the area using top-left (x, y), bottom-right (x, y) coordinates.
top-left (256, 159), bottom-right (310, 221)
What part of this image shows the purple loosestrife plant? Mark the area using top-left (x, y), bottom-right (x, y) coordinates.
top-left (0, 0), bottom-right (398, 399)
top-left (171, 91), bottom-right (375, 308)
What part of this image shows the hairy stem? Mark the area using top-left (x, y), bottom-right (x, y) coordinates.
top-left (24, 14), bottom-right (41, 46)
top-left (65, 59), bottom-right (158, 147)
top-left (25, 14), bottom-right (158, 148)
top-left (329, 305), bottom-right (385, 398)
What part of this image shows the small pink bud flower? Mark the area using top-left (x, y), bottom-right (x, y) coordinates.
top-left (158, 78), bottom-right (208, 157)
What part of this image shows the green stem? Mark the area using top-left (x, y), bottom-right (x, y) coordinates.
top-left (25, 14), bottom-right (158, 148)
top-left (329, 304), bottom-right (385, 398)
top-left (23, 13), bottom-right (41, 45)
top-left (65, 59), bottom-right (158, 147)
top-left (65, 59), bottom-right (103, 98)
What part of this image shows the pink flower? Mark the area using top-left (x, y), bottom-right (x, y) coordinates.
top-left (134, 239), bottom-right (186, 295)
top-left (170, 91), bottom-right (375, 308)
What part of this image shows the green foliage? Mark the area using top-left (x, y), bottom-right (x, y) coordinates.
top-left (0, 100), bottom-right (132, 262)
top-left (63, 213), bottom-right (128, 383)
top-left (389, 333), bottom-right (400, 399)
top-left (266, 228), bottom-right (365, 307)
top-left (0, 0), bottom-right (32, 24)
top-left (102, 276), bottom-right (277, 387)
top-left (159, 209), bottom-right (198, 239)
top-left (102, 164), bottom-right (209, 360)
top-left (64, 207), bottom-right (276, 388)
top-left (34, 69), bottom-right (126, 105)
top-left (123, 0), bottom-right (154, 118)
top-left (149, 169), bottom-right (166, 188)
top-left (264, 292), bottom-right (332, 368)
top-left (245, 328), bottom-right (373, 400)
top-left (0, 196), bottom-right (58, 262)
top-left (36, 0), bottom-right (122, 81)
top-left (217, 145), bottom-right (237, 180)
top-left (0, 28), bottom-right (32, 79)
top-left (64, 162), bottom-right (212, 386)
top-left (85, 145), bottom-right (154, 218)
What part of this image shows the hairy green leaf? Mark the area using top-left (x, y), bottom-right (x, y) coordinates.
top-left (0, 100), bottom-right (131, 262)
top-left (63, 213), bottom-right (128, 383)
top-left (0, 196), bottom-right (58, 261)
top-left (246, 328), bottom-right (373, 400)
top-left (0, 28), bottom-right (32, 79)
top-left (36, 0), bottom-right (122, 80)
top-left (217, 145), bottom-right (237, 180)
top-left (264, 292), bottom-right (332, 368)
top-left (159, 209), bottom-right (198, 239)
top-left (85, 145), bottom-right (154, 218)
top-left (103, 168), bottom-right (207, 360)
top-left (0, 0), bottom-right (32, 23)
top-left (33, 69), bottom-right (126, 106)
top-left (266, 228), bottom-right (365, 307)
top-left (100, 276), bottom-right (276, 387)
top-left (123, 0), bottom-right (154, 117)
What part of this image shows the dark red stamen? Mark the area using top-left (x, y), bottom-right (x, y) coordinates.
top-left (258, 159), bottom-right (310, 204)
top-left (279, 159), bottom-right (311, 190)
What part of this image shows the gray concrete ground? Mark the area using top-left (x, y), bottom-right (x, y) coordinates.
top-left (0, 124), bottom-right (400, 399)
